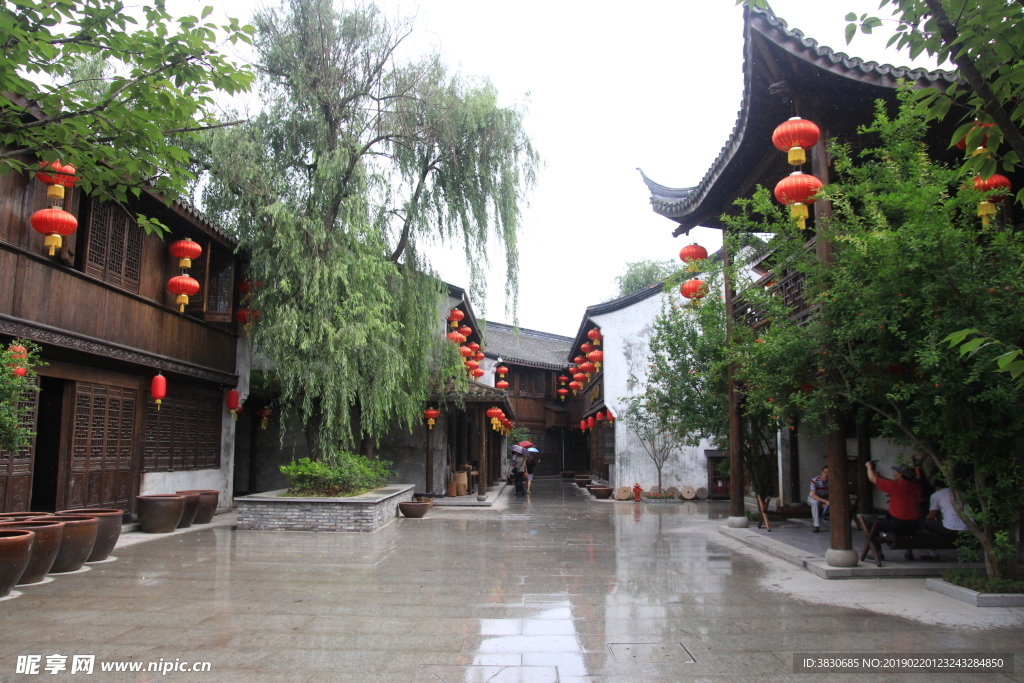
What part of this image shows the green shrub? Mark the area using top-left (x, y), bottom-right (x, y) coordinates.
top-left (280, 452), bottom-right (391, 497)
top-left (942, 569), bottom-right (1024, 595)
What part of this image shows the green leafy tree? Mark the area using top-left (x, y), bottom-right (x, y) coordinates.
top-left (0, 0), bottom-right (255, 224)
top-left (0, 341), bottom-right (42, 453)
top-left (612, 259), bottom-right (676, 299)
top-left (730, 101), bottom-right (1024, 579)
top-left (200, 0), bottom-right (537, 459)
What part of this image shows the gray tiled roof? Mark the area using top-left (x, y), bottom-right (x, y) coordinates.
top-left (483, 321), bottom-right (574, 370)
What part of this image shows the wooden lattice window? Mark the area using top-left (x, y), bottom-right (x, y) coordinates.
top-left (66, 382), bottom-right (135, 511)
top-left (143, 387), bottom-right (221, 472)
top-left (517, 369), bottom-right (548, 398)
top-left (84, 201), bottom-right (143, 294)
top-left (0, 383), bottom-right (39, 513)
top-left (205, 249), bottom-right (234, 322)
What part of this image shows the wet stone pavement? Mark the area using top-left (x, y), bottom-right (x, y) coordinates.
top-left (1, 478), bottom-right (1022, 682)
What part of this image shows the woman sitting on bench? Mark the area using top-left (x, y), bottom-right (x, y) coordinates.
top-left (922, 480), bottom-right (969, 561)
top-left (865, 461), bottom-right (922, 560)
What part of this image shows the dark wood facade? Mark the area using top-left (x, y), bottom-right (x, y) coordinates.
top-left (0, 164), bottom-right (240, 514)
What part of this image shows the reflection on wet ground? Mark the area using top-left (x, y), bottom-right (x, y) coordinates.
top-left (0, 479), bottom-right (1020, 682)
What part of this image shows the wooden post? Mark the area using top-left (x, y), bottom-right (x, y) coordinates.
top-left (857, 418), bottom-right (872, 514)
top-left (722, 241), bottom-right (747, 527)
top-left (826, 410), bottom-right (853, 556)
top-left (477, 406), bottom-right (488, 501)
top-left (425, 416), bottom-right (433, 495)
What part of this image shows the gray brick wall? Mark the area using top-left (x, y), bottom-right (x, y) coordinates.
top-left (236, 485), bottom-right (414, 532)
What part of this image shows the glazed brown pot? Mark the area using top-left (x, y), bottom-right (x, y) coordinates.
top-left (0, 530), bottom-right (35, 596)
top-left (590, 487), bottom-right (614, 499)
top-left (561, 471), bottom-right (576, 479)
top-left (136, 495), bottom-right (184, 533)
top-left (31, 515), bottom-right (97, 574)
top-left (0, 512), bottom-right (53, 522)
top-left (0, 520), bottom-right (64, 583)
top-left (398, 501), bottom-right (430, 519)
top-left (176, 490), bottom-right (219, 524)
top-left (59, 509), bottom-right (123, 562)
top-left (575, 477), bottom-right (591, 488)
top-left (172, 492), bottom-right (201, 529)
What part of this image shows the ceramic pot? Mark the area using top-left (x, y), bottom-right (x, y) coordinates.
top-left (561, 471), bottom-right (576, 479)
top-left (30, 515), bottom-right (97, 574)
top-left (59, 509), bottom-right (123, 562)
top-left (575, 477), bottom-right (591, 488)
top-left (590, 487), bottom-right (614, 499)
top-left (176, 490), bottom-right (219, 524)
top-left (398, 501), bottom-right (430, 519)
top-left (0, 530), bottom-right (34, 596)
top-left (172, 492), bottom-right (201, 529)
top-left (0, 512), bottom-right (53, 522)
top-left (0, 520), bottom-right (64, 583)
top-left (135, 495), bottom-right (184, 533)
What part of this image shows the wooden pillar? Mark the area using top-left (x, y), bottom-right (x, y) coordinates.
top-left (826, 410), bottom-right (852, 553)
top-left (722, 242), bottom-right (747, 526)
top-left (857, 418), bottom-right (872, 514)
top-left (477, 406), bottom-right (488, 500)
top-left (789, 417), bottom-right (801, 504)
top-left (425, 417), bottom-right (433, 494)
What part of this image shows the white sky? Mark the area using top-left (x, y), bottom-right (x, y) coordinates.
top-left (171, 0), bottom-right (936, 337)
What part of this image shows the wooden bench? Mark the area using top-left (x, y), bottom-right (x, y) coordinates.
top-left (856, 514), bottom-right (958, 566)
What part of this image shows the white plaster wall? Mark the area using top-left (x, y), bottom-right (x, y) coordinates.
top-left (592, 290), bottom-right (713, 491)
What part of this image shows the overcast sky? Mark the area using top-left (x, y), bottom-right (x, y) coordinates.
top-left (175, 0), bottom-right (937, 337)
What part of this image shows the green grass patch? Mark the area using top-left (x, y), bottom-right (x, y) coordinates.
top-left (942, 569), bottom-right (1024, 594)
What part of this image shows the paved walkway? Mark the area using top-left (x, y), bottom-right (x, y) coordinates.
top-left (1, 479), bottom-right (1022, 682)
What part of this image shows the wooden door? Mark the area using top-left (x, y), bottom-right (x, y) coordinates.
top-left (63, 382), bottom-right (136, 510)
top-left (0, 383), bottom-right (39, 512)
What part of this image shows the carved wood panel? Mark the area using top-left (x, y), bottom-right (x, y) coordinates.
top-left (0, 382), bottom-right (39, 512)
top-left (84, 202), bottom-right (143, 294)
top-left (66, 382), bottom-right (135, 510)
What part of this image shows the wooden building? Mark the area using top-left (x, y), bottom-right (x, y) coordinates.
top-left (0, 165), bottom-right (246, 515)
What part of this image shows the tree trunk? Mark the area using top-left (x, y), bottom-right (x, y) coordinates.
top-left (303, 398), bottom-right (326, 462)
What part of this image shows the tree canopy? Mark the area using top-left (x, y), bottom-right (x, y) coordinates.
top-left (199, 0), bottom-right (537, 457)
top-left (611, 259), bottom-right (676, 299)
top-left (0, 0), bottom-right (254, 219)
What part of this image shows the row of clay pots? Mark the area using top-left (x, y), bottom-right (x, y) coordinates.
top-left (0, 508), bottom-right (124, 597)
top-left (137, 490), bottom-right (219, 534)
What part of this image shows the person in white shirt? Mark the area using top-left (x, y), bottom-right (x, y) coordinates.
top-left (922, 481), bottom-right (969, 561)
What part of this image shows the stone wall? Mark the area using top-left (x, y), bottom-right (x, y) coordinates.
top-left (236, 484), bottom-right (414, 532)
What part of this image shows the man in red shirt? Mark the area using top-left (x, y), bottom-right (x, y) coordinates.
top-left (866, 461), bottom-right (922, 559)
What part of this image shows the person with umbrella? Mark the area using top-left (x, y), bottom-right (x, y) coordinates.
top-left (509, 445), bottom-right (528, 496)
top-left (525, 447), bottom-right (539, 495)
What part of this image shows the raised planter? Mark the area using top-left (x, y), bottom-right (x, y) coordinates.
top-left (60, 508), bottom-right (123, 562)
top-left (237, 484), bottom-right (415, 533)
top-left (926, 578), bottom-right (1024, 607)
top-left (398, 501), bottom-right (430, 518)
top-left (0, 520), bottom-right (64, 583)
top-left (0, 529), bottom-right (35, 596)
top-left (32, 515), bottom-right (97, 574)
top-left (590, 486), bottom-right (613, 499)
top-left (136, 495), bottom-right (185, 533)
top-left (174, 492), bottom-right (202, 529)
top-left (177, 490), bottom-right (219, 524)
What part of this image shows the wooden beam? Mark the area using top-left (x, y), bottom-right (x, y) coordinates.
top-left (477, 406), bottom-right (488, 500)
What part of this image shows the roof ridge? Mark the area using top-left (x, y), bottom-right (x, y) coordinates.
top-left (484, 320), bottom-right (575, 343)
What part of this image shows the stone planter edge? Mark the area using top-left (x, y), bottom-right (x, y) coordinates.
top-left (925, 578), bottom-right (1024, 607)
top-left (236, 484), bottom-right (415, 533)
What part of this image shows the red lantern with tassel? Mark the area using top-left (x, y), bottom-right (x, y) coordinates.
top-left (678, 244), bottom-right (708, 264)
top-left (580, 361), bottom-right (596, 375)
top-left (458, 325), bottom-right (473, 338)
top-left (496, 366), bottom-right (508, 378)
top-left (473, 351), bottom-right (485, 362)
top-left (471, 368), bottom-right (485, 379)
top-left (574, 355), bottom-right (585, 366)
top-left (447, 331), bottom-right (462, 343)
top-left (459, 346), bottom-right (473, 358)
top-left (569, 380), bottom-right (581, 394)
top-left (587, 350), bottom-right (603, 371)
top-left (581, 342), bottom-right (594, 355)
top-left (486, 407), bottom-right (502, 429)
top-left (151, 374), bottom-right (166, 411)
top-left (257, 406), bottom-right (275, 429)
top-left (774, 172), bottom-right (823, 229)
top-left (31, 161), bottom-right (79, 256)
top-left (681, 279), bottom-right (706, 300)
top-left (169, 238), bottom-right (203, 268)
top-left (468, 343), bottom-right (480, 353)
top-left (606, 410), bottom-right (615, 424)
top-left (447, 309), bottom-right (465, 327)
top-left (573, 372), bottom-right (586, 384)
top-left (465, 360), bottom-right (480, 371)
top-left (558, 375), bottom-right (569, 385)
top-left (227, 389), bottom-right (240, 419)
top-left (587, 416), bottom-right (595, 429)
top-left (956, 121), bottom-right (995, 151)
top-left (12, 367), bottom-right (27, 377)
top-left (167, 275), bottom-right (200, 312)
top-left (557, 388), bottom-right (569, 401)
top-left (974, 174), bottom-right (1013, 228)
top-left (596, 411), bottom-right (604, 421)
top-left (588, 327), bottom-right (603, 346)
top-left (580, 420), bottom-right (587, 431)
top-left (423, 407), bottom-right (440, 429)
top-left (772, 117), bottom-right (820, 165)
top-left (496, 380), bottom-right (509, 390)
top-left (9, 345), bottom-right (27, 360)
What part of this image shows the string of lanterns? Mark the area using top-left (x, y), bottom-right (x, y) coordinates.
top-left (446, 309), bottom-right (487, 380)
top-left (772, 117), bottom-right (822, 230)
top-left (31, 160), bottom-right (79, 256)
top-left (957, 122), bottom-right (1013, 228)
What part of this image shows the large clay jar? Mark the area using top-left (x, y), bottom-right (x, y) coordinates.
top-left (591, 487), bottom-right (614, 499)
top-left (575, 477), bottom-right (591, 488)
top-left (398, 501), bottom-right (430, 519)
top-left (0, 512), bottom-right (53, 521)
top-left (0, 530), bottom-right (34, 596)
top-left (176, 490), bottom-right (219, 524)
top-left (59, 509), bottom-right (123, 562)
top-left (32, 515), bottom-right (97, 573)
top-left (0, 520), bottom-right (64, 583)
top-left (173, 492), bottom-right (201, 529)
top-left (136, 495), bottom-right (184, 533)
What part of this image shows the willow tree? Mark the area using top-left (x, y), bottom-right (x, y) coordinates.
top-left (200, 0), bottom-right (537, 458)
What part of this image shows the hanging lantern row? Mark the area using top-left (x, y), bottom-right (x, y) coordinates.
top-left (169, 238), bottom-right (202, 269)
top-left (579, 410), bottom-right (614, 431)
top-left (423, 407), bottom-right (440, 429)
top-left (771, 117), bottom-right (823, 230)
top-left (31, 160), bottom-right (79, 256)
top-left (974, 173), bottom-right (1013, 228)
top-left (676, 241), bottom-right (709, 302)
top-left (8, 344), bottom-right (29, 377)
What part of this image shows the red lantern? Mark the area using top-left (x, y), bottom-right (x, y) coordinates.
top-left (227, 389), bottom-right (240, 419)
top-left (167, 275), bottom-right (200, 312)
top-left (237, 280), bottom-right (253, 295)
top-left (574, 355), bottom-right (585, 366)
top-left (606, 410), bottom-right (615, 423)
top-left (580, 420), bottom-right (587, 431)
top-left (496, 366), bottom-right (509, 377)
top-left (587, 327), bottom-right (603, 346)
top-left (568, 365), bottom-right (579, 375)
top-left (573, 372), bottom-right (586, 383)
top-left (569, 380), bottom-right (581, 393)
top-left (558, 375), bottom-right (569, 385)
top-left (458, 325), bottom-right (473, 338)
top-left (581, 342), bottom-right (594, 355)
top-left (496, 380), bottom-right (509, 389)
top-left (30, 207), bottom-right (78, 256)
top-left (974, 174), bottom-right (1013, 227)
top-left (580, 361), bottom-right (596, 375)
top-left (151, 374), bottom-right (166, 410)
top-left (468, 342), bottom-right (481, 353)
top-left (774, 172), bottom-right (823, 229)
top-left (679, 243), bottom-right (709, 264)
top-left (471, 368), bottom-right (485, 379)
top-left (169, 238), bottom-right (203, 269)
top-left (447, 309), bottom-right (465, 327)
top-left (36, 160), bottom-right (79, 199)
top-left (12, 366), bottom-right (27, 377)
top-left (587, 416), bottom-right (595, 429)
top-left (486, 407), bottom-right (502, 429)
top-left (956, 121), bottom-right (995, 151)
top-left (465, 360), bottom-right (480, 371)
top-left (557, 388), bottom-right (569, 401)
top-left (682, 279), bottom-right (707, 300)
top-left (587, 350), bottom-right (603, 372)
top-left (257, 406), bottom-right (275, 429)
top-left (9, 345), bottom-right (27, 360)
top-left (596, 411), bottom-right (604, 421)
top-left (772, 117), bottom-right (820, 165)
top-left (473, 351), bottom-right (485, 361)
top-left (455, 346), bottom-right (470, 358)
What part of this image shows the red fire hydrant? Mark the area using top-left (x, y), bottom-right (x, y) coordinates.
top-left (632, 483), bottom-right (643, 502)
